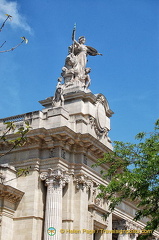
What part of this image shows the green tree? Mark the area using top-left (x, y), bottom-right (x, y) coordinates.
top-left (0, 121), bottom-right (31, 159)
top-left (0, 14), bottom-right (28, 53)
top-left (94, 119), bottom-right (159, 239)
top-left (0, 121), bottom-right (31, 178)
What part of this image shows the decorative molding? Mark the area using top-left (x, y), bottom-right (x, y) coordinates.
top-left (34, 161), bottom-right (40, 171)
top-left (0, 183), bottom-right (24, 203)
top-left (89, 94), bottom-right (113, 138)
top-left (40, 168), bottom-right (69, 188)
top-left (96, 94), bottom-right (114, 117)
top-left (49, 148), bottom-right (55, 158)
top-left (112, 219), bottom-right (142, 230)
top-left (89, 95), bottom-right (108, 138)
top-left (112, 219), bottom-right (142, 238)
top-left (74, 174), bottom-right (92, 190)
top-left (0, 172), bottom-right (5, 184)
top-left (89, 116), bottom-right (107, 138)
top-left (61, 149), bottom-right (66, 159)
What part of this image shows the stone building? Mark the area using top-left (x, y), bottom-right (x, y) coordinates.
top-left (0, 34), bottom-right (159, 240)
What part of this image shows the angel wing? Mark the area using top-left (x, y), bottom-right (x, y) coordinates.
top-left (86, 46), bottom-right (102, 56)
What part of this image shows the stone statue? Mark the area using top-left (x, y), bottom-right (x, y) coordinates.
top-left (81, 67), bottom-right (91, 89)
top-left (61, 53), bottom-right (77, 85)
top-left (52, 77), bottom-right (65, 107)
top-left (73, 36), bottom-right (102, 80)
top-left (61, 32), bottom-right (102, 89)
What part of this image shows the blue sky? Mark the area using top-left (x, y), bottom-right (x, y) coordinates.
top-left (0, 0), bottom-right (158, 143)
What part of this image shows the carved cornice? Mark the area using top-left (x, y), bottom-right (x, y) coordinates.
top-left (0, 183), bottom-right (24, 203)
top-left (0, 126), bottom-right (110, 158)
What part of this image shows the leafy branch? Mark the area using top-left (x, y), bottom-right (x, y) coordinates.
top-left (93, 119), bottom-right (159, 239)
top-left (0, 14), bottom-right (28, 53)
top-left (0, 14), bottom-right (12, 32)
top-left (0, 121), bottom-right (31, 159)
top-left (2, 166), bottom-right (31, 184)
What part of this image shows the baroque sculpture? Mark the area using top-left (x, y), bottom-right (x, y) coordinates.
top-left (52, 77), bottom-right (65, 107)
top-left (62, 34), bottom-right (102, 88)
top-left (52, 26), bottom-right (102, 107)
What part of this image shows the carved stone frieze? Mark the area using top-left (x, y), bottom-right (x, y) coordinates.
top-left (0, 184), bottom-right (24, 203)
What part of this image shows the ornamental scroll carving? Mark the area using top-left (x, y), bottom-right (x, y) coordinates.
top-left (89, 116), bottom-right (107, 138)
top-left (74, 174), bottom-right (92, 191)
top-left (89, 94), bottom-right (109, 138)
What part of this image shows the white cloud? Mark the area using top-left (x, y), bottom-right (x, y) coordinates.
top-left (0, 0), bottom-right (32, 33)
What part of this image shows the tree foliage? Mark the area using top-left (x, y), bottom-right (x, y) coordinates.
top-left (0, 121), bottom-right (32, 181)
top-left (0, 14), bottom-right (28, 53)
top-left (94, 119), bottom-right (159, 239)
top-left (0, 121), bottom-right (31, 159)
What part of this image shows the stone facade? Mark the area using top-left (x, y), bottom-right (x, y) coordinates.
top-left (0, 87), bottom-right (159, 240)
top-left (0, 30), bottom-right (159, 239)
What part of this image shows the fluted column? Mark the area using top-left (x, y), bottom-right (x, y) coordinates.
top-left (40, 168), bottom-right (69, 240)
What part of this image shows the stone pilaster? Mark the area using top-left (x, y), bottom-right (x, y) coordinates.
top-left (0, 184), bottom-right (24, 240)
top-left (73, 174), bottom-right (92, 240)
top-left (40, 168), bottom-right (69, 240)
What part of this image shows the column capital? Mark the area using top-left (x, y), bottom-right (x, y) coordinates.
top-left (112, 219), bottom-right (142, 239)
top-left (74, 174), bottom-right (92, 190)
top-left (40, 168), bottom-right (69, 187)
top-left (112, 219), bottom-right (142, 230)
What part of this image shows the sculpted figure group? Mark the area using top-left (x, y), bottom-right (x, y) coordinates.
top-left (62, 36), bottom-right (102, 88)
top-left (53, 33), bottom-right (102, 107)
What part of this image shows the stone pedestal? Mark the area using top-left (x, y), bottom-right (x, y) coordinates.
top-left (40, 169), bottom-right (69, 240)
